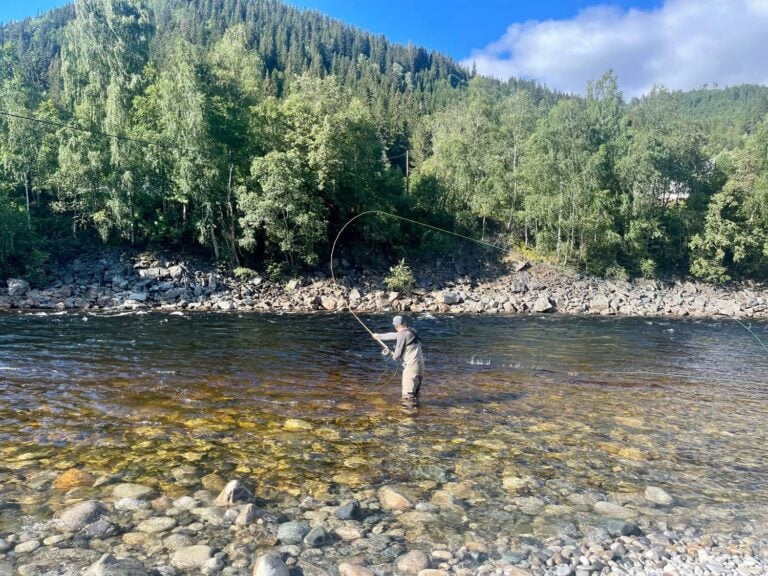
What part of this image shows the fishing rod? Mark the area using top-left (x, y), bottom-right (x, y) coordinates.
top-left (329, 210), bottom-right (768, 378)
top-left (329, 210), bottom-right (508, 354)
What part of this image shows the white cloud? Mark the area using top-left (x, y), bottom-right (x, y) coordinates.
top-left (461, 0), bottom-right (768, 97)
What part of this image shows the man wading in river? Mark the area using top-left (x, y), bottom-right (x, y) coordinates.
top-left (373, 316), bottom-right (425, 409)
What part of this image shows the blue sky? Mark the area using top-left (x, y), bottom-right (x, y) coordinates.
top-left (2, 0), bottom-right (767, 97)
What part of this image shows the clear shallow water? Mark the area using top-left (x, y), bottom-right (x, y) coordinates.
top-left (1, 312), bottom-right (767, 540)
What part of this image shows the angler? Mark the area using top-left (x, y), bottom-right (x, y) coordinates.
top-left (374, 315), bottom-right (425, 409)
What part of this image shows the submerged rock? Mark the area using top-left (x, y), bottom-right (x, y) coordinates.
top-left (378, 486), bottom-right (414, 511)
top-left (112, 483), bottom-right (155, 500)
top-left (338, 564), bottom-right (374, 576)
top-left (645, 486), bottom-right (674, 505)
top-left (54, 500), bottom-right (110, 533)
top-left (53, 468), bottom-right (94, 490)
top-left (396, 550), bottom-right (430, 575)
top-left (84, 553), bottom-right (148, 576)
top-left (214, 479), bottom-right (253, 506)
top-left (171, 545), bottom-right (213, 570)
top-left (253, 553), bottom-right (290, 576)
top-left (277, 521), bottom-right (310, 544)
top-left (335, 499), bottom-right (361, 520)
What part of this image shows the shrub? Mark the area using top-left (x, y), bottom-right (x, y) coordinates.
top-left (384, 259), bottom-right (415, 294)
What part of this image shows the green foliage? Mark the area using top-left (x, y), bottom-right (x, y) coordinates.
top-left (689, 121), bottom-right (768, 282)
top-left (604, 263), bottom-right (630, 282)
top-left (384, 259), bottom-right (415, 294)
top-left (233, 266), bottom-right (258, 281)
top-left (0, 1), bottom-right (766, 284)
top-left (265, 261), bottom-right (287, 282)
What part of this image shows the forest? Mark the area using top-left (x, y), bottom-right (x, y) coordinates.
top-left (1, 0), bottom-right (767, 284)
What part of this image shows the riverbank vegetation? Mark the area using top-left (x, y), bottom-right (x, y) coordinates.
top-left (1, 0), bottom-right (767, 285)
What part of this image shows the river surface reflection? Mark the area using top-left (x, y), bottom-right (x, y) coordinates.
top-left (1, 312), bottom-right (767, 538)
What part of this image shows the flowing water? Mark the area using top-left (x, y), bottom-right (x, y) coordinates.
top-left (1, 312), bottom-right (767, 544)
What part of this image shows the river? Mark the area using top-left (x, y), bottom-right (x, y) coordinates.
top-left (1, 312), bottom-right (768, 568)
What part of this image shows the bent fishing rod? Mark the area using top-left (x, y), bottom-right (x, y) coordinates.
top-left (329, 210), bottom-right (508, 354)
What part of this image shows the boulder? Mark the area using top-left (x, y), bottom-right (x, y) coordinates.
top-left (318, 296), bottom-right (338, 310)
top-left (513, 260), bottom-right (531, 272)
top-left (439, 291), bottom-right (462, 305)
top-left (532, 295), bottom-right (555, 313)
top-left (7, 278), bottom-right (30, 297)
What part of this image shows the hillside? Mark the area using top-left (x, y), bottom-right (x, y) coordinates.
top-left (0, 0), bottom-right (767, 286)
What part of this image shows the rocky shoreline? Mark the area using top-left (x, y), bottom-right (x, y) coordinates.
top-left (2, 470), bottom-right (767, 576)
top-left (1, 251), bottom-right (767, 319)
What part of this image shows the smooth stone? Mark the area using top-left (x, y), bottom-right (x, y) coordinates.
top-left (54, 468), bottom-right (95, 490)
top-left (277, 521), bottom-right (310, 544)
top-left (378, 486), bottom-right (414, 511)
top-left (192, 506), bottom-right (227, 525)
top-left (84, 553), bottom-right (148, 576)
top-left (396, 550), bottom-right (430, 575)
top-left (171, 545), bottom-right (213, 570)
top-left (645, 486), bottom-right (674, 505)
top-left (136, 516), bottom-right (177, 534)
top-left (502, 476), bottom-right (527, 493)
top-left (84, 517), bottom-right (116, 539)
top-left (283, 418), bottom-right (314, 431)
top-left (593, 501), bottom-right (636, 519)
top-left (303, 526), bottom-right (328, 547)
top-left (15, 540), bottom-right (41, 554)
top-left (514, 496), bottom-right (546, 515)
top-left (201, 473), bottom-right (227, 492)
top-left (115, 498), bottom-right (149, 511)
top-left (11, 547), bottom-right (101, 575)
top-left (418, 571), bottom-right (448, 576)
top-left (54, 500), bottom-right (110, 532)
top-left (338, 563), bottom-right (374, 576)
top-left (604, 519), bottom-right (642, 537)
top-left (253, 552), bottom-right (290, 576)
top-left (173, 496), bottom-right (198, 510)
top-left (163, 533), bottom-right (194, 551)
top-left (335, 499), bottom-right (361, 520)
top-left (214, 479), bottom-right (253, 506)
top-left (236, 503), bottom-right (259, 526)
top-left (335, 525), bottom-right (366, 541)
top-left (504, 569), bottom-right (533, 576)
top-left (112, 484), bottom-right (155, 500)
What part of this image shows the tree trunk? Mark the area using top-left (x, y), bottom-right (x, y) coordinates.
top-left (211, 225), bottom-right (220, 260)
top-left (24, 173), bottom-right (31, 230)
top-left (226, 164), bottom-right (240, 267)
